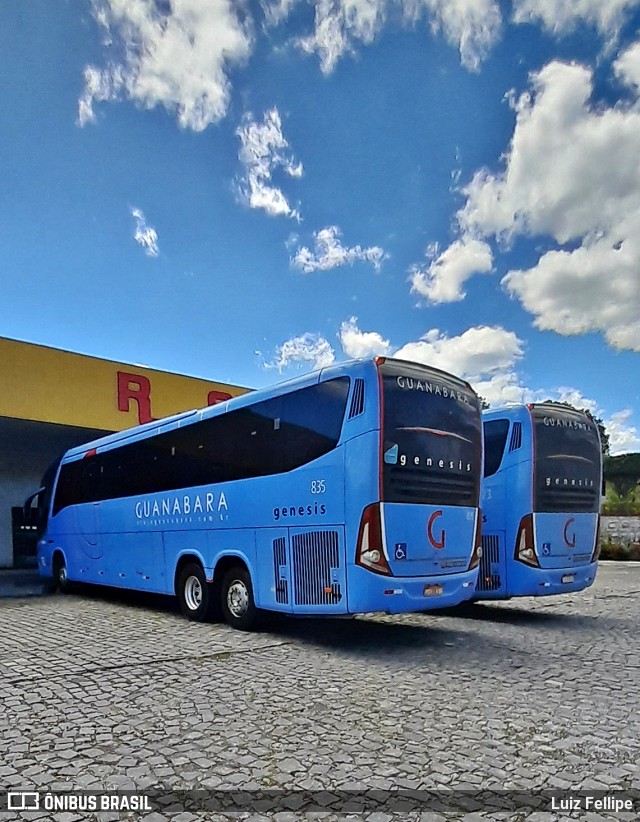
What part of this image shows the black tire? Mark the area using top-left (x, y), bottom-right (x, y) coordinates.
top-left (177, 562), bottom-right (217, 622)
top-left (52, 554), bottom-right (71, 594)
top-left (220, 566), bottom-right (262, 631)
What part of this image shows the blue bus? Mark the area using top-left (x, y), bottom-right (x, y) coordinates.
top-left (477, 403), bottom-right (602, 600)
top-left (33, 357), bottom-right (483, 629)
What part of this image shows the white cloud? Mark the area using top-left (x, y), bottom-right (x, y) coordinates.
top-left (262, 0), bottom-right (640, 76)
top-left (614, 39), bottom-right (640, 90)
top-left (266, 333), bottom-right (335, 371)
top-left (236, 108), bottom-right (303, 219)
top-left (606, 409), bottom-right (640, 454)
top-left (79, 0), bottom-right (253, 131)
top-left (409, 237), bottom-right (493, 303)
top-left (338, 316), bottom-right (392, 358)
top-left (553, 387), bottom-right (598, 415)
top-left (403, 0), bottom-right (502, 71)
top-left (296, 0), bottom-right (387, 75)
top-left (264, 0), bottom-right (501, 73)
top-left (472, 372), bottom-right (534, 406)
top-left (460, 61), bottom-right (640, 243)
top-left (131, 207), bottom-right (159, 257)
top-left (291, 226), bottom-right (388, 273)
top-left (263, 321), bottom-right (638, 453)
top-left (394, 325), bottom-right (524, 381)
top-left (512, 0), bottom-right (640, 41)
top-left (429, 57), bottom-right (640, 352)
top-left (77, 64), bottom-right (123, 126)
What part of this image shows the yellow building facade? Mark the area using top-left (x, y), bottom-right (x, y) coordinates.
top-left (0, 337), bottom-right (247, 567)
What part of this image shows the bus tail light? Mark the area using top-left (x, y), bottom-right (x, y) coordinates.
top-left (591, 515), bottom-right (601, 563)
top-left (356, 503), bottom-right (392, 575)
top-left (468, 510), bottom-right (483, 570)
top-left (515, 514), bottom-right (540, 567)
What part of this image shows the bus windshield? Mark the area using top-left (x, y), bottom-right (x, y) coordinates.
top-left (379, 360), bottom-right (482, 506)
top-left (532, 406), bottom-right (601, 513)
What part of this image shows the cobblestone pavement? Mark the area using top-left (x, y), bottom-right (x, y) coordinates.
top-left (0, 563), bottom-right (638, 822)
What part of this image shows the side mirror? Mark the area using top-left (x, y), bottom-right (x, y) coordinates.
top-left (23, 487), bottom-right (45, 520)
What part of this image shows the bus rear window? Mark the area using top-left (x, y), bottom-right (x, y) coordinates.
top-left (532, 407), bottom-right (601, 513)
top-left (379, 361), bottom-right (482, 506)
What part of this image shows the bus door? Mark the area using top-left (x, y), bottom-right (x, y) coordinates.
top-left (74, 503), bottom-right (102, 558)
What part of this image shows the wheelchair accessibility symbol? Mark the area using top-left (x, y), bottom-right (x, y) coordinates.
top-left (395, 543), bottom-right (407, 560)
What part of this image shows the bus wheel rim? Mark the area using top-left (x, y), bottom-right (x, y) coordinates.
top-left (184, 575), bottom-right (203, 610)
top-left (59, 566), bottom-right (67, 583)
top-left (227, 580), bottom-right (249, 618)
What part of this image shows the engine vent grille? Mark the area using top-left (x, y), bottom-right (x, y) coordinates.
top-left (477, 534), bottom-right (501, 592)
top-left (348, 379), bottom-right (365, 419)
top-left (508, 422), bottom-right (522, 452)
top-left (292, 530), bottom-right (342, 606)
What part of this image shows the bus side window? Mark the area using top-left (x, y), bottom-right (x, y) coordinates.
top-left (483, 419), bottom-right (510, 477)
top-left (53, 459), bottom-right (84, 514)
top-left (51, 377), bottom-right (353, 513)
top-left (273, 377), bottom-right (350, 472)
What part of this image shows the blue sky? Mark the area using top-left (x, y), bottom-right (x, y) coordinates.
top-left (1, 0), bottom-right (639, 453)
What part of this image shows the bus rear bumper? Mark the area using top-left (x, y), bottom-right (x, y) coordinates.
top-left (509, 561), bottom-right (598, 597)
top-left (347, 567), bottom-right (479, 614)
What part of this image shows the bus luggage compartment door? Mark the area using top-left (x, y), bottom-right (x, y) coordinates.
top-left (289, 526), bottom-right (347, 614)
top-left (255, 528), bottom-right (293, 613)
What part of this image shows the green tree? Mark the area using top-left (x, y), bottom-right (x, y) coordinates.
top-left (604, 453), bottom-right (640, 500)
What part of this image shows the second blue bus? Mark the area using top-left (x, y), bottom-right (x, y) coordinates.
top-left (477, 403), bottom-right (602, 599)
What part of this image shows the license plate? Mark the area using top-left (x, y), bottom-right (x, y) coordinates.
top-left (561, 574), bottom-right (575, 584)
top-left (423, 584), bottom-right (443, 596)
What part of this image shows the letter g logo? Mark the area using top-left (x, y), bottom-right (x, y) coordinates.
top-left (427, 510), bottom-right (446, 550)
top-left (563, 517), bottom-right (576, 548)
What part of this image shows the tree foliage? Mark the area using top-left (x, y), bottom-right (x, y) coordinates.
top-left (604, 453), bottom-right (640, 500)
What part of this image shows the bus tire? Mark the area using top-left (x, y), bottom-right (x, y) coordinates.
top-left (52, 554), bottom-right (71, 594)
top-left (221, 567), bottom-right (261, 631)
top-left (177, 563), bottom-right (216, 622)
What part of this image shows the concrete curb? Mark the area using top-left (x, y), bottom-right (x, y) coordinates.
top-left (0, 569), bottom-right (50, 599)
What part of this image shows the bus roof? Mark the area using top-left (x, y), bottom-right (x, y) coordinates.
top-left (482, 403), bottom-right (595, 423)
top-left (61, 357), bottom-right (476, 461)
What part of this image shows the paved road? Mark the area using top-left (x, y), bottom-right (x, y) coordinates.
top-left (0, 563), bottom-right (638, 821)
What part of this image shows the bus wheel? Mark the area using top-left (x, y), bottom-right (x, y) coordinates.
top-left (53, 555), bottom-right (71, 594)
top-left (221, 567), bottom-right (260, 631)
top-left (177, 563), bottom-right (215, 622)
